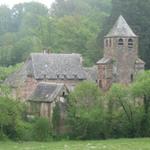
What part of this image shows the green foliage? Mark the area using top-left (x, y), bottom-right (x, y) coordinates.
top-left (131, 71), bottom-right (150, 136)
top-left (52, 103), bottom-right (61, 137)
top-left (0, 97), bottom-right (23, 140)
top-left (67, 73), bottom-right (150, 139)
top-left (0, 63), bottom-right (22, 81)
top-left (33, 117), bottom-right (51, 141)
top-left (0, 0), bottom-right (111, 67)
top-left (68, 81), bottom-right (105, 139)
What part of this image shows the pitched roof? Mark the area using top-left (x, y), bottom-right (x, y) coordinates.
top-left (135, 58), bottom-right (145, 64)
top-left (105, 15), bottom-right (137, 37)
top-left (96, 57), bottom-right (112, 64)
top-left (28, 82), bottom-right (67, 102)
top-left (29, 53), bottom-right (86, 80)
top-left (84, 66), bottom-right (98, 82)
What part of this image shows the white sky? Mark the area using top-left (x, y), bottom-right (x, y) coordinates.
top-left (0, 0), bottom-right (56, 8)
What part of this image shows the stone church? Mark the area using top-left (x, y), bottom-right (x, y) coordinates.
top-left (5, 15), bottom-right (145, 122)
top-left (97, 15), bottom-right (145, 90)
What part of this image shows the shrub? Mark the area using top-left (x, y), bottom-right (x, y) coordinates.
top-left (33, 117), bottom-right (51, 141)
top-left (0, 96), bottom-right (23, 140)
top-left (68, 81), bottom-right (105, 139)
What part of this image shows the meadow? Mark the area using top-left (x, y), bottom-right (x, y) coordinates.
top-left (0, 138), bottom-right (150, 150)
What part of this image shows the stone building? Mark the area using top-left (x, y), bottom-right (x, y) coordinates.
top-left (5, 52), bottom-right (96, 122)
top-left (5, 15), bottom-right (145, 122)
top-left (5, 53), bottom-right (87, 101)
top-left (97, 15), bottom-right (145, 90)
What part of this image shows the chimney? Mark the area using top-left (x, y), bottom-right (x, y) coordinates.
top-left (43, 48), bottom-right (50, 54)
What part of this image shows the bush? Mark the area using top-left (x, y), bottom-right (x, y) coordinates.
top-left (33, 117), bottom-right (52, 141)
top-left (0, 96), bottom-right (23, 140)
top-left (15, 121), bottom-right (34, 141)
top-left (68, 81), bottom-right (105, 139)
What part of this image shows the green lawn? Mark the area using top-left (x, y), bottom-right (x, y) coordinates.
top-left (0, 138), bottom-right (150, 150)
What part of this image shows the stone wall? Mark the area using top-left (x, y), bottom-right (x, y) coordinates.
top-left (103, 37), bottom-right (139, 85)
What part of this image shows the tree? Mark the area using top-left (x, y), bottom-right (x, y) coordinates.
top-left (0, 97), bottom-right (23, 139)
top-left (131, 71), bottom-right (150, 136)
top-left (106, 84), bottom-right (137, 137)
top-left (0, 5), bottom-right (12, 34)
top-left (68, 81), bottom-right (105, 139)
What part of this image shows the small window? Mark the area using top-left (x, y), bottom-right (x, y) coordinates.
top-left (99, 80), bottom-right (102, 88)
top-left (105, 39), bottom-right (109, 47)
top-left (118, 38), bottom-right (124, 46)
top-left (73, 74), bottom-right (77, 79)
top-left (56, 74), bottom-right (60, 79)
top-left (43, 74), bottom-right (46, 80)
top-left (131, 74), bottom-right (134, 82)
top-left (109, 39), bottom-right (112, 47)
top-left (62, 92), bottom-right (65, 96)
top-left (63, 74), bottom-right (67, 80)
top-left (128, 39), bottom-right (133, 49)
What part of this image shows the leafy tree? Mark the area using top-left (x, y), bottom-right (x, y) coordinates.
top-left (0, 5), bottom-right (12, 34)
top-left (68, 81), bottom-right (105, 139)
top-left (0, 63), bottom-right (22, 81)
top-left (51, 15), bottom-right (101, 66)
top-left (106, 84), bottom-right (137, 137)
top-left (0, 97), bottom-right (23, 139)
top-left (131, 71), bottom-right (150, 136)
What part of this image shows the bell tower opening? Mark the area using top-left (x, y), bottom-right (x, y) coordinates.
top-left (128, 38), bottom-right (133, 49)
top-left (118, 38), bottom-right (124, 46)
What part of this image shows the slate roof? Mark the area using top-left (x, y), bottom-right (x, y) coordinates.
top-left (28, 82), bottom-right (67, 103)
top-left (84, 66), bottom-right (98, 82)
top-left (135, 58), bottom-right (145, 64)
top-left (96, 57), bottom-right (112, 64)
top-left (105, 15), bottom-right (137, 37)
top-left (29, 53), bottom-right (86, 80)
top-left (5, 53), bottom-right (87, 87)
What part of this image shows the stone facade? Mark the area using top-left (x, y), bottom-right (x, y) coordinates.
top-left (97, 16), bottom-right (145, 90)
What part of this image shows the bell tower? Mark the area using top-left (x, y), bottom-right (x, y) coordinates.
top-left (97, 15), bottom-right (145, 90)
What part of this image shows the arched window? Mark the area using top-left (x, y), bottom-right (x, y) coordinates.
top-left (118, 38), bottom-right (124, 46)
top-left (128, 38), bottom-right (133, 49)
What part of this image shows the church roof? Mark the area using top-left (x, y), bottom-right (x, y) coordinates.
top-left (135, 58), bottom-right (145, 64)
top-left (4, 52), bottom-right (87, 87)
top-left (29, 53), bottom-right (86, 80)
top-left (105, 15), bottom-right (137, 37)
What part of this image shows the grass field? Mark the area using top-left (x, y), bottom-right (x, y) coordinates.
top-left (0, 138), bottom-right (150, 150)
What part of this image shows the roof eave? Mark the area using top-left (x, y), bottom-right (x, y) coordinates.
top-left (104, 35), bottom-right (138, 38)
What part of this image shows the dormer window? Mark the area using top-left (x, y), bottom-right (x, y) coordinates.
top-left (44, 74), bottom-right (46, 80)
top-left (56, 74), bottom-right (60, 79)
top-left (118, 38), bottom-right (124, 46)
top-left (73, 74), bottom-right (77, 79)
top-left (128, 39), bottom-right (133, 49)
top-left (64, 74), bottom-right (67, 79)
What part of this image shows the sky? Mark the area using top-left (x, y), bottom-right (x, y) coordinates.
top-left (0, 0), bottom-right (56, 8)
